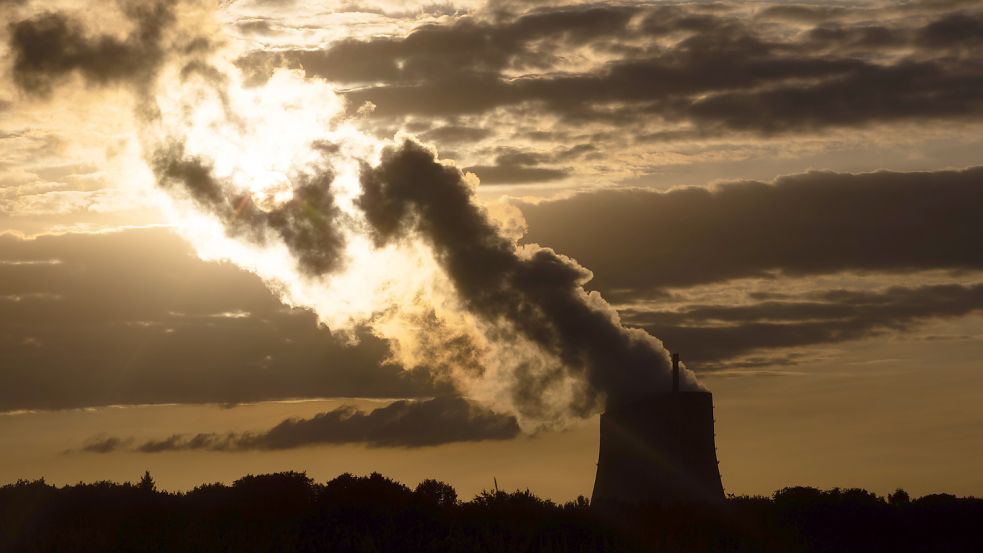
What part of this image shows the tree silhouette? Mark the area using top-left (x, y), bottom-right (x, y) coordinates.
top-left (1, 473), bottom-right (981, 552)
top-left (137, 471), bottom-right (156, 493)
top-left (415, 479), bottom-right (458, 507)
top-left (888, 488), bottom-right (911, 505)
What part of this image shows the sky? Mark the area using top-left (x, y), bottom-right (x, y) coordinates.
top-left (1, 0), bottom-right (983, 501)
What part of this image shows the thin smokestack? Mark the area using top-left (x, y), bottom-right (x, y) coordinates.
top-left (672, 353), bottom-right (679, 393)
top-left (672, 353), bottom-right (680, 393)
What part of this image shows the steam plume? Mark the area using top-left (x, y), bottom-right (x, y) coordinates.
top-left (152, 145), bottom-right (346, 276)
top-left (360, 142), bottom-right (694, 415)
top-left (6, 1), bottom-right (699, 428)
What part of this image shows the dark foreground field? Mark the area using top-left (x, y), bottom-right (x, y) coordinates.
top-left (1, 471), bottom-right (980, 552)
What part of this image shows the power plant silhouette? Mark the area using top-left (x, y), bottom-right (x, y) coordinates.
top-left (592, 354), bottom-right (725, 506)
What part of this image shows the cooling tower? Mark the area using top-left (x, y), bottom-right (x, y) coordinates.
top-left (591, 355), bottom-right (724, 506)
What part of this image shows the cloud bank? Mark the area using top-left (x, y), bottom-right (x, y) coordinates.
top-left (81, 396), bottom-right (520, 451)
top-left (521, 167), bottom-right (983, 296)
top-left (240, 2), bottom-right (983, 133)
top-left (0, 229), bottom-right (434, 412)
top-left (628, 283), bottom-right (983, 369)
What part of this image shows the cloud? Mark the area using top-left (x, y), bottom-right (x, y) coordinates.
top-left (624, 283), bottom-right (983, 369)
top-left (465, 163), bottom-right (567, 185)
top-left (418, 125), bottom-right (492, 144)
top-left (80, 435), bottom-right (134, 453)
top-left (235, 19), bottom-right (277, 36)
top-left (519, 166), bottom-right (983, 296)
top-left (237, 2), bottom-right (983, 134)
top-left (256, 5), bottom-right (637, 85)
top-left (682, 59), bottom-right (983, 133)
top-left (755, 5), bottom-right (850, 23)
top-left (7, 2), bottom-right (177, 96)
top-left (465, 150), bottom-right (569, 184)
top-left (919, 12), bottom-right (983, 48)
top-left (243, 395), bottom-right (520, 448)
top-left (461, 146), bottom-right (594, 185)
top-left (84, 396), bottom-right (520, 451)
top-left (0, 228), bottom-right (435, 412)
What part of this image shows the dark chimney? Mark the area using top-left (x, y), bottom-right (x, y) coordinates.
top-left (671, 353), bottom-right (680, 393)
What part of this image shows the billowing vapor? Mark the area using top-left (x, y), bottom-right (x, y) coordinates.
top-left (152, 144), bottom-right (345, 276)
top-left (360, 143), bottom-right (693, 415)
top-left (6, 1), bottom-right (699, 428)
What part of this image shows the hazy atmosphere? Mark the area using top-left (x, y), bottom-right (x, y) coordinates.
top-left (2, 0), bottom-right (982, 503)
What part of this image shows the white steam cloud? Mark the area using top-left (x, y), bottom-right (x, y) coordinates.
top-left (7, 0), bottom-right (701, 430)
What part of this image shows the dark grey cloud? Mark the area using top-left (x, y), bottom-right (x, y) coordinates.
top-left (464, 164), bottom-right (567, 185)
top-left (794, 25), bottom-right (908, 62)
top-left (85, 396), bottom-right (519, 451)
top-left (682, 58), bottom-right (983, 133)
top-left (358, 140), bottom-right (682, 417)
top-left (236, 18), bottom-right (277, 35)
top-left (919, 12), bottom-right (983, 48)
top-left (465, 149), bottom-right (569, 185)
top-left (255, 5), bottom-right (637, 85)
top-left (755, 5), bottom-right (850, 23)
top-left (463, 145), bottom-right (597, 184)
top-left (625, 283), bottom-right (983, 369)
top-left (0, 228), bottom-right (434, 412)
top-left (418, 125), bottom-right (493, 144)
top-left (7, 2), bottom-right (176, 96)
top-left (80, 436), bottom-right (134, 453)
top-left (238, 2), bottom-right (983, 134)
top-left (520, 166), bottom-right (983, 297)
top-left (240, 395), bottom-right (519, 448)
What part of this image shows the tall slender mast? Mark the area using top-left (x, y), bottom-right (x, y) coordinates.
top-left (671, 353), bottom-right (680, 393)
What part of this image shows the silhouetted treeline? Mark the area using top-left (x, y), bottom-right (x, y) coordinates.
top-left (1, 471), bottom-right (981, 552)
